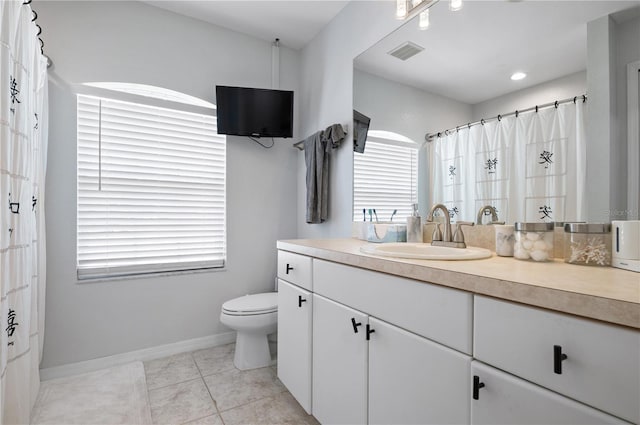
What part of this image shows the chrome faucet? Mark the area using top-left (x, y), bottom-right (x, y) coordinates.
top-left (476, 205), bottom-right (505, 225)
top-left (426, 204), bottom-right (474, 248)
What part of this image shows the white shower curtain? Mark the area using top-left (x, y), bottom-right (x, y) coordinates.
top-left (0, 1), bottom-right (48, 423)
top-left (430, 101), bottom-right (586, 224)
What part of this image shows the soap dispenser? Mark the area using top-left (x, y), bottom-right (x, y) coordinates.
top-left (407, 203), bottom-right (423, 243)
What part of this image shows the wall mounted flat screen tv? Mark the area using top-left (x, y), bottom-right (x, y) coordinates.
top-left (353, 109), bottom-right (371, 153)
top-left (215, 86), bottom-right (294, 138)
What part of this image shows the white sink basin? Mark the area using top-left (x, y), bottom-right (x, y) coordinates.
top-left (360, 243), bottom-right (492, 260)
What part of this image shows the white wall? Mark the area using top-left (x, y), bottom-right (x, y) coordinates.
top-left (586, 11), bottom-right (640, 222)
top-left (614, 14), bottom-right (640, 219)
top-left (471, 71), bottom-right (587, 122)
top-left (38, 1), bottom-right (300, 368)
top-left (297, 1), bottom-right (405, 239)
top-left (353, 69), bottom-right (472, 146)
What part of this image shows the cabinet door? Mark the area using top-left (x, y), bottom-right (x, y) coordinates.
top-left (471, 362), bottom-right (630, 425)
top-left (474, 296), bottom-right (639, 423)
top-left (277, 280), bottom-right (312, 413)
top-left (312, 294), bottom-right (368, 425)
top-left (368, 317), bottom-right (471, 425)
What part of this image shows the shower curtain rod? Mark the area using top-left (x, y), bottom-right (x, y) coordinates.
top-left (425, 94), bottom-right (587, 142)
top-left (22, 0), bottom-right (52, 68)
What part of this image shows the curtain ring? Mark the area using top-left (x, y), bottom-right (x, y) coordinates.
top-left (497, 114), bottom-right (502, 122)
top-left (39, 37), bottom-right (44, 54)
top-left (554, 100), bottom-right (559, 109)
top-left (23, 0), bottom-right (32, 4)
top-left (31, 10), bottom-right (37, 21)
top-left (437, 132), bottom-right (442, 138)
top-left (445, 129), bottom-right (450, 136)
top-left (456, 126), bottom-right (459, 133)
top-left (573, 96), bottom-right (577, 104)
top-left (36, 24), bottom-right (42, 36)
top-left (515, 110), bottom-right (519, 118)
top-left (583, 95), bottom-right (587, 103)
top-left (535, 105), bottom-right (539, 113)
top-left (481, 119), bottom-right (485, 125)
top-left (467, 123), bottom-right (471, 129)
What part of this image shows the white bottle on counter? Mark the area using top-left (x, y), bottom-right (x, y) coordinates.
top-left (407, 203), bottom-right (423, 243)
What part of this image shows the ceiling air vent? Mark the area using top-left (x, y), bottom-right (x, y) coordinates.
top-left (387, 41), bottom-right (424, 61)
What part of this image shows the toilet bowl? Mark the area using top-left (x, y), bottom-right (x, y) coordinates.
top-left (220, 292), bottom-right (278, 370)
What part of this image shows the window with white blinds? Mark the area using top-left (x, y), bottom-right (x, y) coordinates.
top-left (353, 138), bottom-right (418, 222)
top-left (77, 94), bottom-right (226, 279)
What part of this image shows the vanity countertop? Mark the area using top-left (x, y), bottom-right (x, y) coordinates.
top-left (277, 238), bottom-right (640, 329)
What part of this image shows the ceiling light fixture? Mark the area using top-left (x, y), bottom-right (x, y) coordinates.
top-left (396, 0), bottom-right (408, 19)
top-left (450, 0), bottom-right (463, 11)
top-left (419, 9), bottom-right (430, 30)
top-left (511, 72), bottom-right (527, 81)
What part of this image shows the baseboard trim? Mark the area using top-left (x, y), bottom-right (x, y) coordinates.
top-left (40, 332), bottom-right (237, 381)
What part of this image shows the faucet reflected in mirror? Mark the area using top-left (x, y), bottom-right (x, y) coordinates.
top-left (476, 205), bottom-right (505, 225)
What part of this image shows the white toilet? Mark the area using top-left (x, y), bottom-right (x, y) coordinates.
top-left (220, 292), bottom-right (278, 370)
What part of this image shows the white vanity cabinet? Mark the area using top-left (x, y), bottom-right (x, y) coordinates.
top-left (312, 294), bottom-right (368, 425)
top-left (471, 361), bottom-right (629, 425)
top-left (311, 259), bottom-right (472, 425)
top-left (474, 296), bottom-right (639, 424)
top-left (368, 317), bottom-right (470, 425)
top-left (277, 252), bottom-right (313, 414)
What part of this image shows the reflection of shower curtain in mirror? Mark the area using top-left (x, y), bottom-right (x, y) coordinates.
top-left (1, 2), bottom-right (49, 423)
top-left (429, 101), bottom-right (586, 224)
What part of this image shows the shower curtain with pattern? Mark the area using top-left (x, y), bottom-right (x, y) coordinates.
top-left (0, 1), bottom-right (48, 423)
top-left (429, 101), bottom-right (586, 224)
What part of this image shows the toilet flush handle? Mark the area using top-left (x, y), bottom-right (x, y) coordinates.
top-left (298, 295), bottom-right (307, 308)
top-left (286, 264), bottom-right (294, 274)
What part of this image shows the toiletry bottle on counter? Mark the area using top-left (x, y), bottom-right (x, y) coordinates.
top-left (407, 203), bottom-right (423, 243)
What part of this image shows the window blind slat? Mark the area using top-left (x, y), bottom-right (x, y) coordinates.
top-left (77, 93), bottom-right (226, 279)
top-left (353, 139), bottom-right (418, 220)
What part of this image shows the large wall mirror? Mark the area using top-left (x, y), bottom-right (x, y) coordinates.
top-left (353, 0), bottom-right (639, 225)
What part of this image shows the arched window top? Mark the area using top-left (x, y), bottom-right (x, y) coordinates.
top-left (367, 130), bottom-right (417, 147)
top-left (82, 82), bottom-right (216, 109)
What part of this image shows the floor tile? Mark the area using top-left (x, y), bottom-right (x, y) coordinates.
top-left (192, 343), bottom-right (236, 377)
top-left (182, 413), bottom-right (224, 425)
top-left (221, 392), bottom-right (319, 425)
top-left (144, 352), bottom-right (201, 390)
top-left (148, 378), bottom-right (216, 425)
top-left (31, 362), bottom-right (151, 424)
top-left (203, 366), bottom-right (286, 412)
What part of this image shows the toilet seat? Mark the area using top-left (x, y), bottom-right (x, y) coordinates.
top-left (222, 292), bottom-right (278, 316)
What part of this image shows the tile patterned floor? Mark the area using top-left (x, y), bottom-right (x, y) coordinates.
top-left (145, 343), bottom-right (319, 425)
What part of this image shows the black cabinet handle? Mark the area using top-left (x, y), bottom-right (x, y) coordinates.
top-left (473, 375), bottom-right (485, 400)
top-left (366, 324), bottom-right (375, 340)
top-left (286, 264), bottom-right (294, 274)
top-left (554, 345), bottom-right (568, 374)
top-left (298, 295), bottom-right (306, 308)
top-left (351, 318), bottom-right (362, 333)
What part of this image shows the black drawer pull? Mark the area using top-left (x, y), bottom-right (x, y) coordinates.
top-left (366, 324), bottom-right (375, 340)
top-left (554, 345), bottom-right (568, 374)
top-left (351, 318), bottom-right (362, 333)
top-left (473, 375), bottom-right (485, 400)
top-left (298, 295), bottom-right (306, 308)
top-left (286, 263), bottom-right (294, 274)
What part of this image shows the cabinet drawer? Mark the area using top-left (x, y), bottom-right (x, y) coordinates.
top-left (277, 251), bottom-right (312, 290)
top-left (471, 361), bottom-right (629, 424)
top-left (474, 296), bottom-right (640, 423)
top-left (313, 259), bottom-right (473, 354)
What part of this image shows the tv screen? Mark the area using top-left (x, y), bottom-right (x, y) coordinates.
top-left (215, 86), bottom-right (294, 138)
top-left (353, 109), bottom-right (371, 153)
